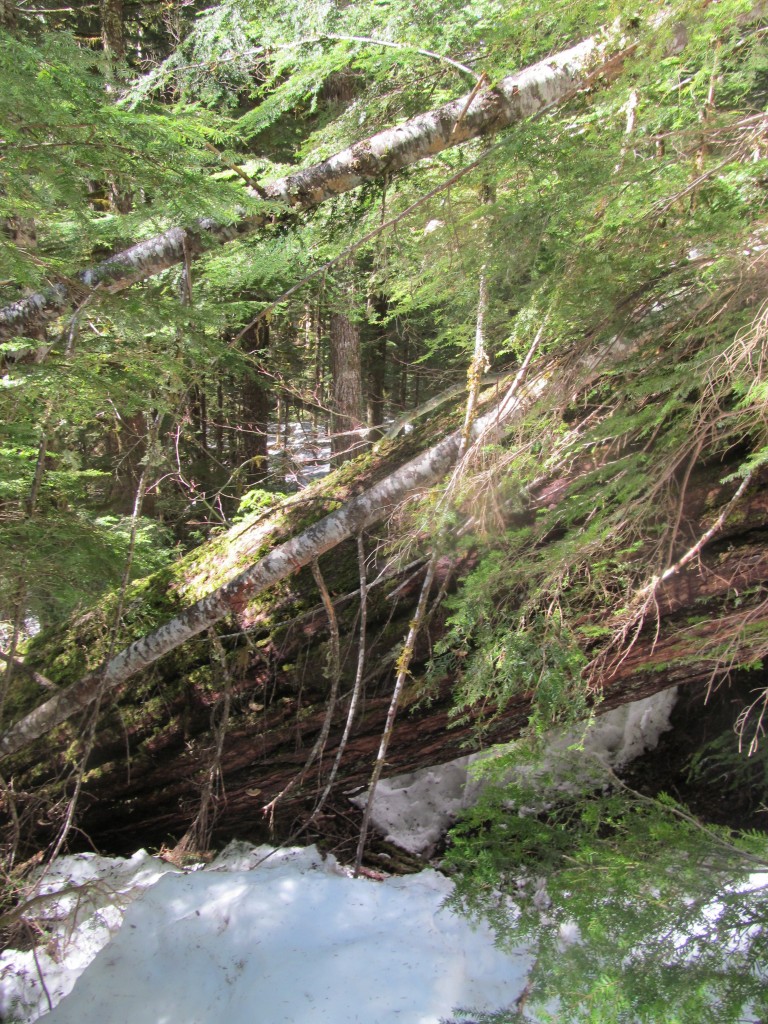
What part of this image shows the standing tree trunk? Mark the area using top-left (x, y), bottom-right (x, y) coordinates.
top-left (0, 0), bottom-right (16, 27)
top-left (329, 312), bottom-right (363, 464)
top-left (108, 412), bottom-right (151, 514)
top-left (100, 0), bottom-right (125, 63)
top-left (395, 319), bottom-right (409, 412)
top-left (99, 0), bottom-right (132, 211)
top-left (239, 321), bottom-right (271, 486)
top-left (366, 296), bottom-right (389, 438)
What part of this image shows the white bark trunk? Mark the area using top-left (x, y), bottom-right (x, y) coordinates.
top-left (0, 33), bottom-right (622, 341)
top-left (0, 353), bottom-right (558, 756)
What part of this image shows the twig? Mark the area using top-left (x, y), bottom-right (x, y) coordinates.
top-left (591, 467), bottom-right (759, 695)
top-left (385, 372), bottom-right (507, 439)
top-left (0, 771), bottom-right (21, 871)
top-left (451, 71), bottom-right (490, 135)
top-left (0, 651), bottom-right (57, 691)
top-left (458, 271), bottom-right (489, 459)
top-left (246, 539), bottom-right (369, 866)
top-left (25, 919), bottom-right (53, 1014)
top-left (613, 88), bottom-right (639, 175)
top-left (289, 33), bottom-right (479, 82)
top-left (262, 556), bottom-right (341, 824)
top-left (354, 556), bottom-right (436, 876)
top-left (177, 630), bottom-right (233, 853)
top-left (639, 468), bottom-right (755, 600)
top-left (309, 533), bottom-right (369, 819)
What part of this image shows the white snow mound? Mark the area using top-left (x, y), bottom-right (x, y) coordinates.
top-left (352, 689), bottom-right (678, 855)
top-left (1, 844), bottom-right (529, 1024)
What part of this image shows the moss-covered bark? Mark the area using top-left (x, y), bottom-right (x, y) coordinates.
top-left (2, 410), bottom-right (766, 859)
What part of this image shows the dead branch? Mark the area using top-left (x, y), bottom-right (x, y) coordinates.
top-left (354, 556), bottom-right (436, 875)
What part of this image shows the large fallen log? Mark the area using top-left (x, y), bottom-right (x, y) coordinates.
top-left (5, 449), bottom-right (766, 857)
top-left (0, 31), bottom-right (629, 340)
top-left (0, 352), bottom-right (549, 756)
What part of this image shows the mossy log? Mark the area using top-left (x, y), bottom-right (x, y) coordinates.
top-left (2, 402), bottom-right (766, 858)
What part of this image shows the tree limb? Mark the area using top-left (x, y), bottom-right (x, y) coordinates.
top-left (0, 354), bottom-right (557, 757)
top-left (0, 325), bottom-right (649, 758)
top-left (0, 31), bottom-right (626, 341)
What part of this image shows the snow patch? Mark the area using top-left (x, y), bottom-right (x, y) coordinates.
top-left (350, 755), bottom-right (486, 856)
top-left (572, 687), bottom-right (678, 767)
top-left (0, 850), bottom-right (176, 1023)
top-left (352, 689), bottom-right (678, 856)
top-left (0, 693), bottom-right (677, 1022)
top-left (1, 845), bottom-right (529, 1024)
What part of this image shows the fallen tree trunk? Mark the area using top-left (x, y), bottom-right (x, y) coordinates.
top-left (0, 32), bottom-right (627, 341)
top-left (0, 357), bottom-right (550, 756)
top-left (6, 455), bottom-right (766, 857)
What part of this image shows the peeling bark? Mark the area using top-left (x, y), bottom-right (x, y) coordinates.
top-left (0, 32), bottom-right (625, 341)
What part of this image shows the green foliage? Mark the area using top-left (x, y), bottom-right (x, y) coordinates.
top-left (2, 3), bottom-right (768, 974)
top-left (445, 746), bottom-right (768, 1023)
top-left (0, 509), bottom-right (177, 628)
top-left (686, 723), bottom-right (768, 811)
top-left (434, 563), bottom-right (591, 736)
top-left (0, 29), bottom-right (246, 292)
top-left (232, 486), bottom-right (287, 523)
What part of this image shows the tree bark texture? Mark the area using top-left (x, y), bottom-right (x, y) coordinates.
top-left (100, 0), bottom-right (125, 62)
top-left (3, 455), bottom-right (767, 857)
top-left (0, 32), bottom-right (626, 341)
top-left (329, 312), bottom-right (364, 463)
top-left (0, 0), bottom-right (16, 28)
top-left (366, 296), bottom-right (389, 437)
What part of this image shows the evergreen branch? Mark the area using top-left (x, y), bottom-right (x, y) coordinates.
top-left (1, 29), bottom-right (627, 341)
top-left (232, 151), bottom-right (507, 341)
top-left (599, 758), bottom-right (768, 868)
top-left (287, 33), bottom-right (480, 82)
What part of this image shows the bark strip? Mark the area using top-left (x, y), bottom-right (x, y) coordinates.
top-left (0, 33), bottom-right (622, 341)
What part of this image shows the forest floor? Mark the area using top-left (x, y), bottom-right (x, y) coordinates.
top-left (2, 684), bottom-right (765, 1024)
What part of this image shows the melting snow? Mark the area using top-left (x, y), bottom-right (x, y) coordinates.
top-left (352, 690), bottom-right (678, 856)
top-left (0, 691), bottom-right (678, 1022)
top-left (1, 845), bottom-right (529, 1024)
